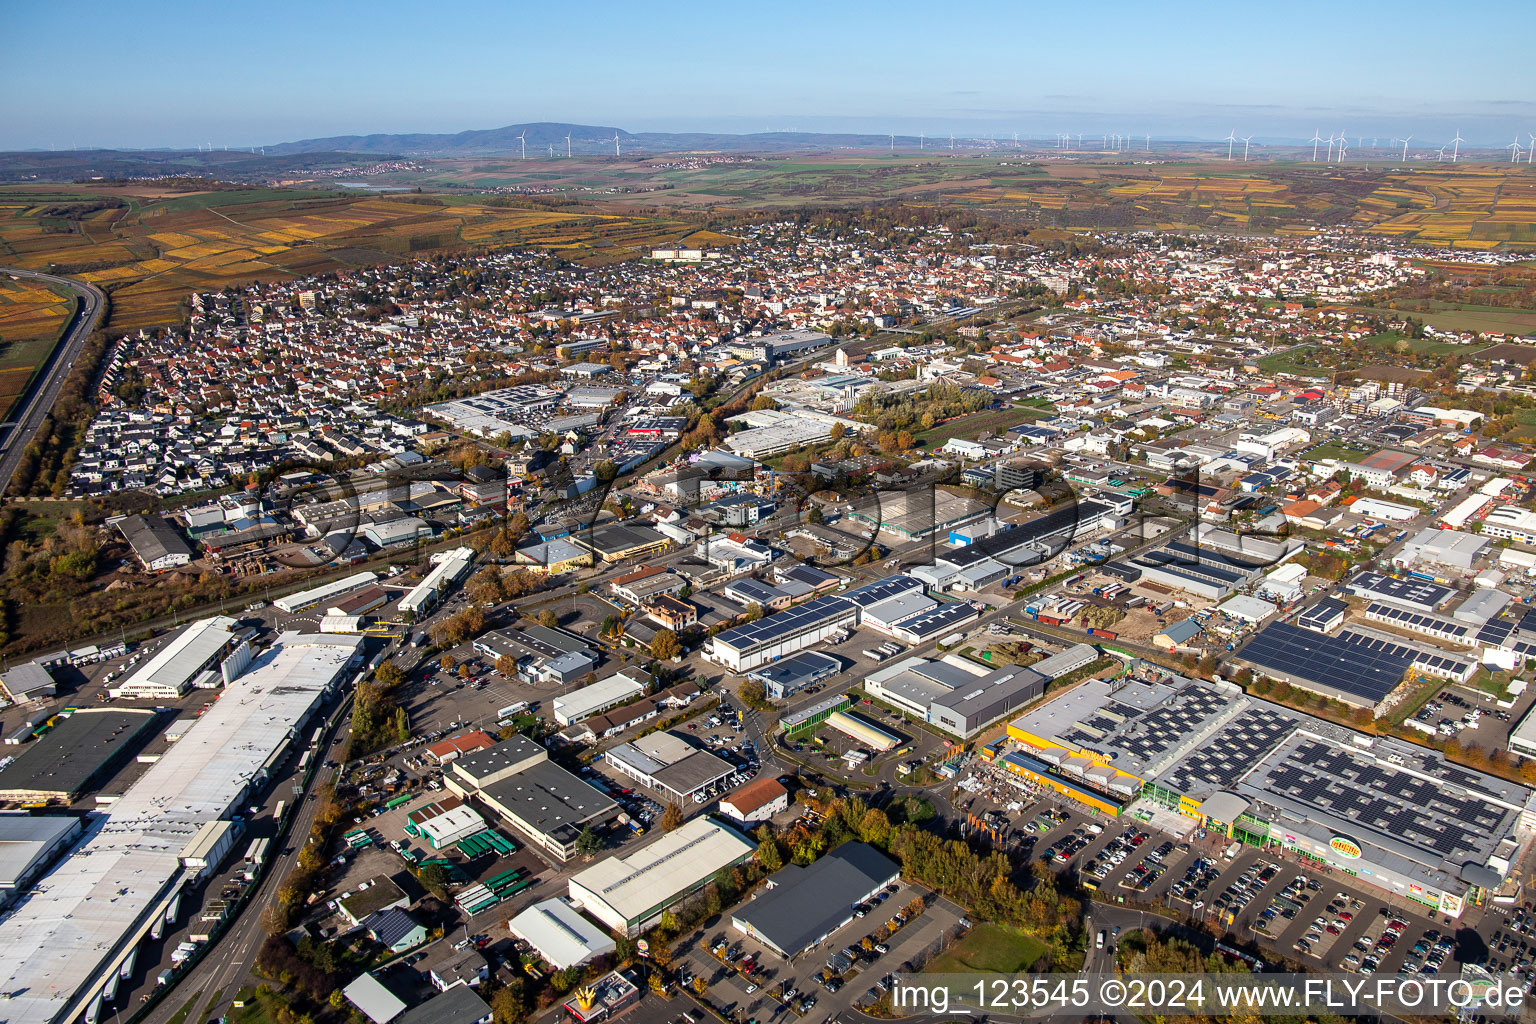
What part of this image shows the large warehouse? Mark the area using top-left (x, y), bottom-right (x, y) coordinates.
top-left (568, 816), bottom-right (754, 936)
top-left (0, 628), bottom-right (364, 1024)
top-left (0, 708), bottom-right (160, 804)
top-left (863, 652), bottom-right (1065, 739)
top-left (731, 843), bottom-right (900, 958)
top-left (1002, 668), bottom-right (1534, 918)
top-left (107, 615), bottom-right (244, 700)
top-left (445, 736), bottom-right (620, 861)
top-left (1234, 620), bottom-right (1424, 708)
top-left (705, 595), bottom-right (857, 672)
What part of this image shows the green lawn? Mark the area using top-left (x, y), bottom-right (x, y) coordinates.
top-left (1346, 303), bottom-right (1536, 338)
top-left (1300, 441), bottom-right (1371, 463)
top-left (1255, 347), bottom-right (1331, 378)
top-left (925, 923), bottom-right (1049, 974)
top-left (1359, 330), bottom-right (1467, 356)
top-left (916, 405), bottom-right (1048, 447)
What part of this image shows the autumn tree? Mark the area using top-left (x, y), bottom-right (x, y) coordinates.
top-left (651, 629), bottom-right (682, 660)
top-left (661, 801), bottom-right (686, 832)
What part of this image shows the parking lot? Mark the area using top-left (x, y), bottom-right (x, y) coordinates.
top-left (940, 756), bottom-right (1536, 994)
top-left (672, 880), bottom-right (965, 1022)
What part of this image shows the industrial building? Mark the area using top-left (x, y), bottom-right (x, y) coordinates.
top-left (108, 615), bottom-right (244, 699)
top-left (116, 513), bottom-right (193, 571)
top-left (1002, 668), bottom-right (1532, 918)
top-left (908, 495), bottom-right (1132, 590)
top-left (274, 571), bottom-right (379, 613)
top-left (845, 487), bottom-right (988, 542)
top-left (706, 595), bottom-right (858, 672)
top-left (1235, 620), bottom-right (1419, 708)
top-left (0, 813), bottom-right (84, 908)
top-left (570, 522), bottom-right (669, 563)
top-left (0, 708), bottom-right (160, 804)
top-left (507, 898), bottom-right (616, 970)
top-left (473, 626), bottom-right (598, 686)
top-left (601, 731), bottom-right (735, 804)
top-left (0, 628), bottom-right (364, 1024)
top-left (864, 648), bottom-right (1083, 739)
top-left (1344, 571), bottom-right (1454, 614)
top-left (731, 843), bottom-right (900, 958)
top-left (927, 665), bottom-right (1047, 739)
top-left (550, 671), bottom-right (648, 726)
top-left (398, 547), bottom-right (476, 620)
top-left (746, 651), bottom-right (842, 700)
top-left (445, 736), bottom-right (620, 862)
top-left (2, 661), bottom-right (58, 702)
top-left (1395, 528), bottom-right (1489, 571)
top-left (568, 816), bottom-right (754, 935)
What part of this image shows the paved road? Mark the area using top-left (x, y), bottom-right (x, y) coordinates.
top-left (0, 267), bottom-right (106, 495)
top-left (140, 696), bottom-right (353, 1024)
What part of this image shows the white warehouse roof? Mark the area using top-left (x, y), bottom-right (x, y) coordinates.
top-left (507, 898), bottom-right (616, 970)
top-left (568, 816), bottom-right (752, 931)
top-left (0, 628), bottom-right (363, 1024)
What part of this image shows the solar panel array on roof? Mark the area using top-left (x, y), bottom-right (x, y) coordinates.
top-left (1161, 707), bottom-right (1297, 797)
top-left (1239, 621), bottom-right (1413, 704)
top-left (1259, 737), bottom-right (1508, 861)
top-left (1337, 628), bottom-right (1475, 678)
top-left (1364, 603), bottom-right (1473, 641)
top-left (1346, 571), bottom-right (1453, 609)
top-left (1297, 598), bottom-right (1347, 631)
top-left (1478, 620), bottom-right (1516, 646)
top-left (893, 602), bottom-right (978, 639)
top-left (1111, 686), bottom-right (1230, 766)
top-left (840, 575), bottom-right (924, 609)
top-left (711, 596), bottom-right (854, 653)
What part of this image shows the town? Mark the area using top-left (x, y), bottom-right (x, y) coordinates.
top-left (4, 200), bottom-right (1536, 1024)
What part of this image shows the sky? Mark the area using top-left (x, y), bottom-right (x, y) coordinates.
top-left (3, 0), bottom-right (1534, 150)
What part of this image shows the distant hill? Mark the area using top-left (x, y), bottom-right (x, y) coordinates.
top-left (264, 121), bottom-right (909, 157)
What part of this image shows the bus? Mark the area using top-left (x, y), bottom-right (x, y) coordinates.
top-left (272, 800), bottom-right (287, 822)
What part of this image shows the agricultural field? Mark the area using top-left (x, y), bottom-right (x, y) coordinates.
top-left (1360, 169), bottom-right (1536, 249)
top-left (0, 274), bottom-right (75, 420)
top-left (0, 186), bottom-right (697, 331)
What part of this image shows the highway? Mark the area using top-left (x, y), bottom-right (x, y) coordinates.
top-left (0, 267), bottom-right (106, 495)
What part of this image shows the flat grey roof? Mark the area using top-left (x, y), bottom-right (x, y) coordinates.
top-left (734, 842), bottom-right (899, 956)
top-left (0, 710), bottom-right (159, 799)
top-left (481, 759), bottom-right (618, 844)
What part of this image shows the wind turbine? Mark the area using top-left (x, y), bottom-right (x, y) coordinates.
top-left (1309, 129), bottom-right (1324, 162)
top-left (565, 133), bottom-right (572, 158)
top-left (517, 131), bottom-right (526, 159)
top-left (612, 132), bottom-right (621, 157)
top-left (919, 132), bottom-right (924, 150)
top-left (1238, 135), bottom-right (1252, 161)
top-left (1452, 131), bottom-right (1464, 163)
top-left (1527, 133), bottom-right (1534, 165)
top-left (1398, 135), bottom-right (1412, 161)
top-left (1145, 134), bottom-right (1150, 152)
top-left (1436, 146), bottom-right (1447, 161)
top-left (1509, 135), bottom-right (1524, 163)
top-left (1224, 129), bottom-right (1237, 161)
top-left (1337, 131), bottom-right (1349, 160)
top-left (949, 133), bottom-right (955, 150)
top-left (890, 133), bottom-right (895, 152)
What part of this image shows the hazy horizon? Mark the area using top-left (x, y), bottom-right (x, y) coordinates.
top-left (3, 0), bottom-right (1533, 151)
